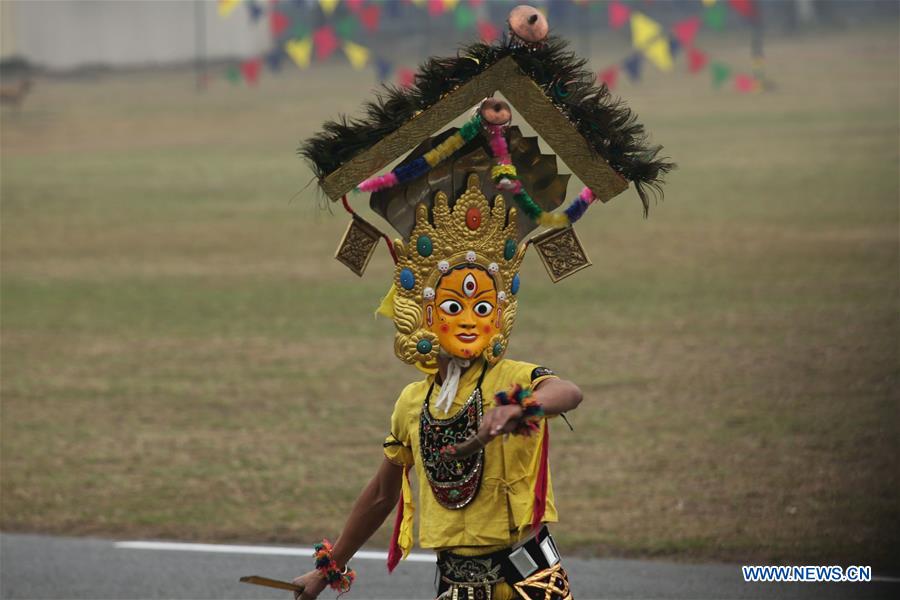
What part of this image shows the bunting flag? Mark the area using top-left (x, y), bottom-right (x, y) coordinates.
top-left (218, 0), bottom-right (240, 18)
top-left (270, 11), bottom-right (290, 38)
top-left (703, 3), bottom-right (727, 31)
top-left (292, 22), bottom-right (310, 40)
top-left (711, 62), bottom-right (731, 87)
top-left (225, 64), bottom-right (241, 83)
top-left (343, 41), bottom-right (370, 70)
top-left (702, 0), bottom-right (717, 5)
top-left (319, 0), bottom-right (339, 16)
top-left (608, 0), bottom-right (630, 30)
top-left (285, 37), bottom-right (313, 69)
top-left (375, 57), bottom-right (394, 82)
top-left (443, 0), bottom-right (460, 10)
top-left (428, 0), bottom-right (445, 16)
top-left (644, 37), bottom-right (673, 72)
top-left (599, 66), bottom-right (618, 90)
top-left (631, 13), bottom-right (672, 72)
top-left (668, 37), bottom-right (681, 59)
top-left (728, 0), bottom-right (757, 19)
top-left (347, 0), bottom-right (365, 13)
top-left (468, 0), bottom-right (484, 7)
top-left (630, 12), bottom-right (662, 50)
top-left (672, 16), bottom-right (701, 48)
top-left (313, 25), bottom-right (340, 61)
top-left (360, 5), bottom-right (382, 32)
top-left (397, 67), bottom-right (415, 88)
top-left (733, 73), bottom-right (757, 92)
top-left (478, 20), bottom-right (499, 43)
top-left (246, 0), bottom-right (264, 23)
top-left (623, 53), bottom-right (643, 82)
top-left (241, 58), bottom-right (262, 85)
top-left (454, 4), bottom-right (476, 30)
top-left (336, 16), bottom-right (359, 40)
top-left (266, 48), bottom-right (285, 72)
top-left (687, 46), bottom-right (708, 73)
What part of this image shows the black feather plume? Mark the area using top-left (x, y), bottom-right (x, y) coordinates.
top-left (299, 34), bottom-right (674, 214)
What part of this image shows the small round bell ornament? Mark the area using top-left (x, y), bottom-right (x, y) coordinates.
top-left (479, 98), bottom-right (512, 127)
top-left (508, 5), bottom-right (549, 48)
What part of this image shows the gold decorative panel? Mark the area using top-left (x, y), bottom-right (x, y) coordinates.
top-left (334, 215), bottom-right (381, 276)
top-left (531, 226), bottom-right (592, 283)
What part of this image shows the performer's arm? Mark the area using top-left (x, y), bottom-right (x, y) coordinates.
top-left (532, 376), bottom-right (583, 416)
top-left (292, 457), bottom-right (403, 599)
top-left (480, 377), bottom-right (582, 441)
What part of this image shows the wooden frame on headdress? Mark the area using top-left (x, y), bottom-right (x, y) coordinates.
top-left (320, 56), bottom-right (628, 204)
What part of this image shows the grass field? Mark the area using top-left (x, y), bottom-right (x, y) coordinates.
top-left (2, 26), bottom-right (898, 568)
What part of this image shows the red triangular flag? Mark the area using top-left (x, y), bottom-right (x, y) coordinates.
top-left (270, 10), bottom-right (290, 37)
top-left (346, 0), bottom-right (365, 14)
top-left (728, 0), bottom-right (757, 19)
top-left (477, 20), bottom-right (499, 43)
top-left (734, 73), bottom-right (756, 93)
top-left (688, 47), bottom-right (707, 74)
top-left (313, 25), bottom-right (339, 61)
top-left (609, 0), bottom-right (630, 30)
top-left (672, 17), bottom-right (701, 49)
top-left (599, 66), bottom-right (618, 90)
top-left (428, 0), bottom-right (444, 16)
top-left (240, 58), bottom-right (262, 85)
top-left (360, 5), bottom-right (381, 33)
top-left (397, 67), bottom-right (415, 89)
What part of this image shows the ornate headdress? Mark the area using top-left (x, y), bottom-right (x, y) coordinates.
top-left (301, 5), bottom-right (672, 368)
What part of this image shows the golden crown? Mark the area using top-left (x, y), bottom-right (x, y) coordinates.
top-left (390, 173), bottom-right (526, 368)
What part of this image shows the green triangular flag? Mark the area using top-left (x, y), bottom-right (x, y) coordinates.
top-left (711, 62), bottom-right (731, 88)
top-left (225, 64), bottom-right (241, 84)
top-left (454, 5), bottom-right (476, 30)
top-left (335, 16), bottom-right (358, 40)
top-left (703, 4), bottom-right (727, 31)
top-left (292, 22), bottom-right (310, 40)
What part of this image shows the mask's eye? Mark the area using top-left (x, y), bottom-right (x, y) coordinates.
top-left (473, 301), bottom-right (494, 317)
top-left (439, 300), bottom-right (463, 316)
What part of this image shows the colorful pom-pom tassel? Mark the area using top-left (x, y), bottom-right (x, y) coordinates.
top-left (357, 114), bottom-right (482, 194)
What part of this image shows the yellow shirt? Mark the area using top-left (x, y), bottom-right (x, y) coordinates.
top-left (384, 358), bottom-right (559, 552)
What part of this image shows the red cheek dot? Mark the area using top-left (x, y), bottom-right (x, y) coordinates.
top-left (483, 325), bottom-right (491, 333)
top-left (440, 324), bottom-right (449, 333)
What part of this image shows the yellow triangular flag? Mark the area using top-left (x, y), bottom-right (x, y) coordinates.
top-left (217, 0), bottom-right (240, 18)
top-left (285, 38), bottom-right (313, 70)
top-left (343, 41), bottom-right (370, 71)
top-left (631, 12), bottom-right (662, 50)
top-left (643, 38), bottom-right (673, 72)
top-left (443, 0), bottom-right (460, 10)
top-left (702, 0), bottom-right (717, 6)
top-left (411, 0), bottom-right (426, 7)
top-left (319, 0), bottom-right (339, 16)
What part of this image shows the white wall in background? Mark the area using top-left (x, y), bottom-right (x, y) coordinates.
top-left (5, 0), bottom-right (270, 69)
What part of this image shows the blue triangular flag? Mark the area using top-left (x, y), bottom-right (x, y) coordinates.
top-left (385, 0), bottom-right (403, 19)
top-left (668, 37), bottom-right (681, 58)
top-left (246, 0), bottom-right (263, 23)
top-left (266, 49), bottom-right (284, 72)
top-left (375, 57), bottom-right (393, 82)
top-left (623, 53), bottom-right (643, 82)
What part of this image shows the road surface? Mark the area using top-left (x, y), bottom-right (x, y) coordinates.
top-left (1, 533), bottom-right (895, 599)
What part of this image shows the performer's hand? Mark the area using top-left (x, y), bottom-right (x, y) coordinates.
top-left (292, 570), bottom-right (326, 600)
top-left (479, 404), bottom-right (524, 441)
